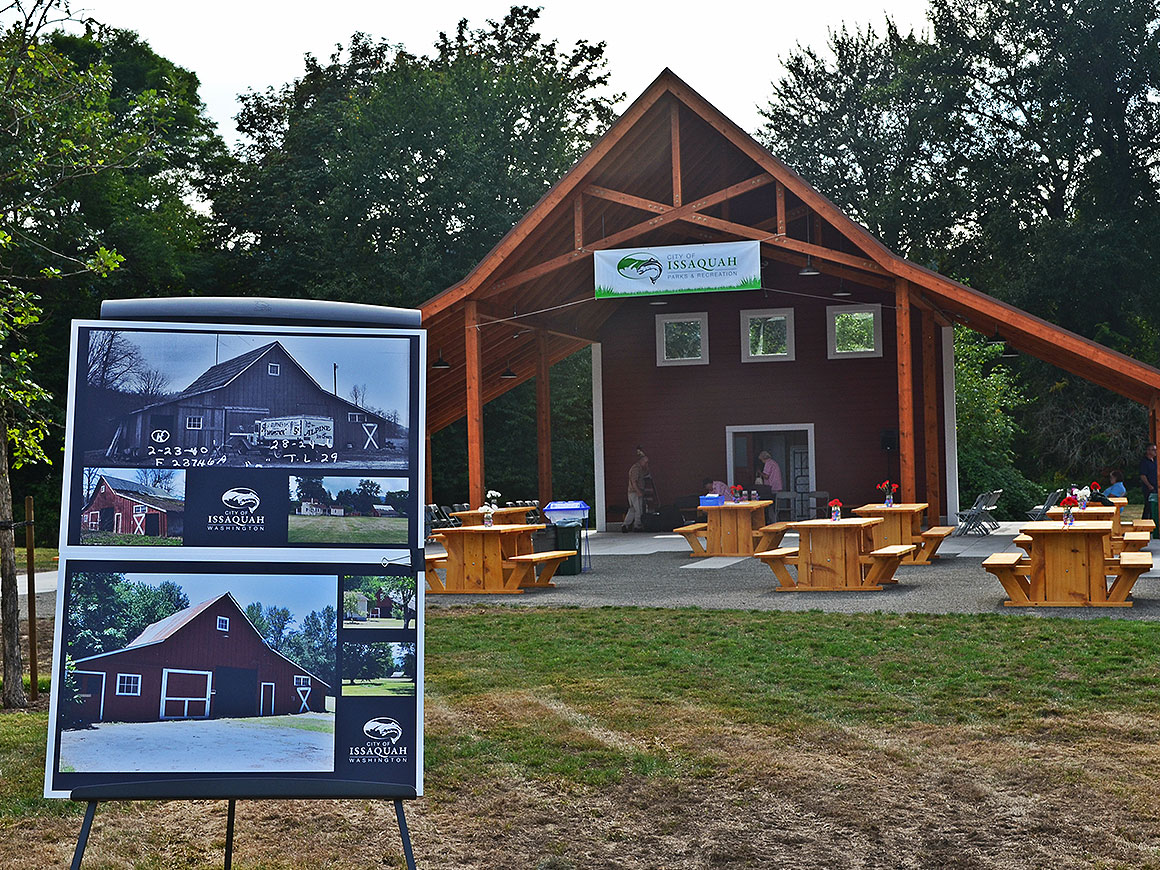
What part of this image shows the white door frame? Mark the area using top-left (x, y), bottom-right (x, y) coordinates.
top-left (160, 668), bottom-right (212, 719)
top-left (724, 424), bottom-right (816, 491)
top-left (74, 670), bottom-right (105, 722)
top-left (260, 682), bottom-right (275, 716)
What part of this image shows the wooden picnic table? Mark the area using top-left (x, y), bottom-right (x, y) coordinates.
top-left (755, 517), bottom-right (915, 592)
top-left (983, 520), bottom-right (1151, 607)
top-left (425, 523), bottom-right (576, 594)
top-left (851, 502), bottom-right (955, 565)
top-left (695, 500), bottom-right (773, 556)
top-left (1040, 505), bottom-right (1151, 556)
top-left (450, 505), bottom-right (534, 526)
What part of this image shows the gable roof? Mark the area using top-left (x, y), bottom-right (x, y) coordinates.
top-left (86, 474), bottom-right (185, 513)
top-left (420, 68), bottom-right (1160, 431)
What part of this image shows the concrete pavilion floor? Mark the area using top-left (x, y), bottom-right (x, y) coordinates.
top-left (425, 522), bottom-right (1160, 620)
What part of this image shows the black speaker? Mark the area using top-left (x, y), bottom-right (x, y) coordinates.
top-left (880, 429), bottom-right (899, 452)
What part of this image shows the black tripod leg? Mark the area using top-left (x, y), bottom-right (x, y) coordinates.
top-left (394, 799), bottom-right (417, 870)
top-left (224, 799), bottom-right (236, 870)
top-left (70, 800), bottom-right (99, 870)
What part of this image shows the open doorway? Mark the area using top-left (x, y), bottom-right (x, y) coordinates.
top-left (725, 424), bottom-right (815, 518)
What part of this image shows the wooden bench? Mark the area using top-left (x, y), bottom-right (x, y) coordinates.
top-left (1013, 534), bottom-right (1033, 555)
top-left (505, 549), bottom-right (577, 590)
top-left (424, 554), bottom-right (448, 593)
top-left (982, 552), bottom-right (1031, 605)
top-left (674, 522), bottom-right (708, 557)
top-left (754, 546), bottom-right (798, 588)
top-left (1121, 531), bottom-right (1152, 553)
top-left (1106, 551), bottom-right (1153, 604)
top-left (754, 522), bottom-right (790, 551)
top-left (1133, 519), bottom-right (1156, 535)
top-left (914, 526), bottom-right (955, 563)
top-left (862, 544), bottom-right (917, 585)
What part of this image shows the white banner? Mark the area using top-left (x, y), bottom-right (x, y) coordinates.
top-left (594, 241), bottom-right (761, 298)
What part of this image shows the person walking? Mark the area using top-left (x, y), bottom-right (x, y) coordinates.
top-left (757, 450), bottom-right (783, 491)
top-left (622, 449), bottom-right (649, 532)
top-left (1140, 444), bottom-right (1158, 530)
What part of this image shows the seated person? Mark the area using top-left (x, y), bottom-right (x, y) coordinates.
top-left (1105, 469), bottom-right (1127, 498)
top-left (703, 477), bottom-right (731, 498)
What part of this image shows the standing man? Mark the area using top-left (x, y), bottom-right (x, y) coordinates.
top-left (622, 449), bottom-right (649, 532)
top-left (1140, 443), bottom-right (1158, 529)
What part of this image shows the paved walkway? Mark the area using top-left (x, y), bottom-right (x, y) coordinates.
top-left (426, 523), bottom-right (1160, 620)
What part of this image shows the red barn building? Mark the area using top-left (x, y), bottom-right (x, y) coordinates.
top-left (69, 592), bottom-right (331, 723)
top-left (80, 474), bottom-right (184, 538)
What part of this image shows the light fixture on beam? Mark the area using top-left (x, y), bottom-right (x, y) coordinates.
top-left (500, 360), bottom-right (517, 379)
top-left (798, 258), bottom-right (820, 277)
top-left (1000, 343), bottom-right (1018, 358)
top-left (431, 349), bottom-right (451, 370)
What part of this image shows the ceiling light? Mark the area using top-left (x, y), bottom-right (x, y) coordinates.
top-left (500, 361), bottom-right (517, 379)
top-left (431, 349), bottom-right (451, 370)
top-left (798, 258), bottom-right (820, 277)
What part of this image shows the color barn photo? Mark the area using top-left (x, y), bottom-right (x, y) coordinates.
top-left (80, 328), bottom-right (412, 470)
top-left (341, 574), bottom-right (417, 631)
top-left (55, 570), bottom-right (338, 774)
top-left (78, 468), bottom-right (185, 545)
top-left (288, 476), bottom-right (410, 545)
top-left (340, 641), bottom-right (416, 697)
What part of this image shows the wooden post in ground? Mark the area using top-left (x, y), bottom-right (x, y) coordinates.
top-left (24, 496), bottom-right (35, 702)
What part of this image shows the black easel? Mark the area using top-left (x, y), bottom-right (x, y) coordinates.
top-left (69, 798), bottom-right (417, 869)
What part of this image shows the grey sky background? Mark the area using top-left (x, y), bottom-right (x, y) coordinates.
top-left (70, 1), bottom-right (931, 147)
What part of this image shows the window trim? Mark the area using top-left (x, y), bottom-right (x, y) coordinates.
top-left (216, 616), bottom-right (229, 632)
top-left (827, 303), bottom-right (883, 360)
top-left (186, 416), bottom-right (203, 430)
top-left (655, 312), bottom-right (710, 367)
top-left (115, 673), bottom-right (142, 696)
top-left (268, 362), bottom-right (280, 376)
top-left (348, 412), bottom-right (364, 423)
top-left (740, 307), bottom-right (795, 363)
top-left (294, 675), bottom-right (311, 687)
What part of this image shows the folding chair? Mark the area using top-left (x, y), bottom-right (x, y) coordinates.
top-left (1026, 488), bottom-right (1064, 522)
top-left (953, 492), bottom-right (990, 535)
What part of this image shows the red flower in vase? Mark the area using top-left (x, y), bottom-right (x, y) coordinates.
top-left (828, 498), bottom-right (843, 508)
top-left (1059, 496), bottom-right (1079, 508)
top-left (876, 480), bottom-right (898, 494)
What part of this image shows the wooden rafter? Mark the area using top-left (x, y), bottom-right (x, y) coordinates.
top-left (671, 101), bottom-right (682, 207)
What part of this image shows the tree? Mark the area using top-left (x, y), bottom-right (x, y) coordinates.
top-left (293, 476), bottom-right (329, 506)
top-left (214, 5), bottom-right (618, 308)
top-left (244, 602), bottom-right (269, 639)
top-left (363, 575), bottom-right (416, 629)
top-left (284, 606), bottom-right (336, 688)
top-left (135, 467), bottom-right (177, 493)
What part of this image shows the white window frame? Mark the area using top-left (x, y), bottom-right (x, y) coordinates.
top-left (216, 616), bottom-right (229, 632)
top-left (294, 675), bottom-right (311, 687)
top-left (133, 504), bottom-right (147, 515)
top-left (115, 673), bottom-right (141, 696)
top-left (186, 416), bottom-right (203, 430)
top-left (655, 312), bottom-right (709, 367)
top-left (348, 412), bottom-right (364, 423)
top-left (268, 362), bottom-right (280, 376)
top-left (827, 303), bottom-right (883, 359)
top-left (740, 308), bottom-right (795, 363)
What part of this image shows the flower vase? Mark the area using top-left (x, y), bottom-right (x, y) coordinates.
top-left (733, 493), bottom-right (741, 503)
top-left (1078, 497), bottom-right (1088, 510)
top-left (831, 507), bottom-right (841, 521)
top-left (1063, 508), bottom-right (1074, 528)
top-left (483, 511), bottom-right (493, 527)
top-left (884, 495), bottom-right (894, 508)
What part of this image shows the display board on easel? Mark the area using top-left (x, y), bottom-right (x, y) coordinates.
top-left (44, 298), bottom-right (425, 867)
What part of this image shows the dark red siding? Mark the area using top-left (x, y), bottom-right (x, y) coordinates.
top-left (82, 484), bottom-right (169, 537)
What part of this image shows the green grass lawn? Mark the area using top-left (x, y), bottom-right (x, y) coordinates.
top-left (288, 514), bottom-right (408, 544)
top-left (342, 616), bottom-right (407, 630)
top-left (15, 547), bottom-right (59, 572)
top-left (341, 678), bottom-right (417, 696)
top-left (78, 532), bottom-right (182, 546)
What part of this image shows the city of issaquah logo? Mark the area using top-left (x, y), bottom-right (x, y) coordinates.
top-left (362, 717), bottom-right (403, 743)
top-left (617, 253), bottom-right (663, 284)
top-left (221, 487), bottom-right (261, 512)
top-left (206, 486), bottom-right (265, 532)
top-left (351, 717), bottom-right (408, 763)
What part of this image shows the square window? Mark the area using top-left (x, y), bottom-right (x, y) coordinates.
top-left (827, 304), bottom-right (883, 359)
top-left (116, 673), bottom-right (141, 696)
top-left (655, 313), bottom-right (709, 367)
top-left (186, 416), bottom-right (203, 430)
top-left (268, 363), bottom-right (280, 376)
top-left (217, 616), bottom-right (229, 632)
top-left (741, 308), bottom-right (795, 362)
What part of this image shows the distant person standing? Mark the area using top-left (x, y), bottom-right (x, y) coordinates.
top-left (622, 449), bottom-right (649, 532)
top-left (757, 450), bottom-right (783, 491)
top-left (1140, 444), bottom-right (1157, 525)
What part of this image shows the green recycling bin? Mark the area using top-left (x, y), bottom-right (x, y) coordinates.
top-left (553, 520), bottom-right (583, 575)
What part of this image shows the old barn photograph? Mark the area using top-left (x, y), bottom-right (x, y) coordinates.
top-left (56, 570), bottom-right (338, 773)
top-left (289, 475), bottom-right (410, 545)
top-left (78, 469), bottom-right (185, 545)
top-left (341, 574), bottom-right (417, 632)
top-left (81, 327), bottom-right (412, 470)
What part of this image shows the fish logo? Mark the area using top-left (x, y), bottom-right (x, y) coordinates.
top-left (221, 487), bottom-right (261, 512)
top-left (363, 717), bottom-right (403, 743)
top-left (616, 253), bottom-right (663, 284)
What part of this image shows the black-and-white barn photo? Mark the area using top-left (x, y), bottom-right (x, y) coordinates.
top-left (83, 329), bottom-right (411, 469)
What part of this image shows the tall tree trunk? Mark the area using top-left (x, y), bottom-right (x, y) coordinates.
top-left (0, 403), bottom-right (28, 708)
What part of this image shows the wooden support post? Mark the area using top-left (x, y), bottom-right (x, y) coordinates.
top-left (573, 195), bottom-right (584, 249)
top-left (895, 277), bottom-right (916, 501)
top-left (670, 102), bottom-right (682, 207)
top-left (424, 430), bottom-right (433, 510)
top-left (464, 301), bottom-right (485, 508)
top-left (24, 496), bottom-right (35, 701)
top-left (921, 315), bottom-right (941, 523)
top-left (536, 333), bottom-right (553, 507)
top-left (775, 182), bottom-right (786, 235)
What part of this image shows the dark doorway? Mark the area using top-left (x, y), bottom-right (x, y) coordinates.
top-left (99, 507), bottom-right (114, 532)
top-left (72, 672), bottom-right (104, 722)
top-left (212, 666), bottom-right (258, 718)
top-left (144, 513), bottom-right (160, 536)
top-left (148, 414), bottom-right (175, 445)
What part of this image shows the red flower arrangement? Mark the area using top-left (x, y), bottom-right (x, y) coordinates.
top-left (876, 480), bottom-right (898, 494)
top-left (828, 497), bottom-right (842, 520)
top-left (1060, 496), bottom-right (1079, 508)
top-left (731, 485), bottom-right (743, 494)
top-left (1090, 481), bottom-right (1101, 491)
top-left (829, 498), bottom-right (842, 507)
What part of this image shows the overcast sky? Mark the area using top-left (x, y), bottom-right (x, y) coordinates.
top-left (68, 1), bottom-right (932, 146)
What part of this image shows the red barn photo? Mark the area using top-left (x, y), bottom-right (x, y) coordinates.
top-left (79, 473), bottom-right (184, 540)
